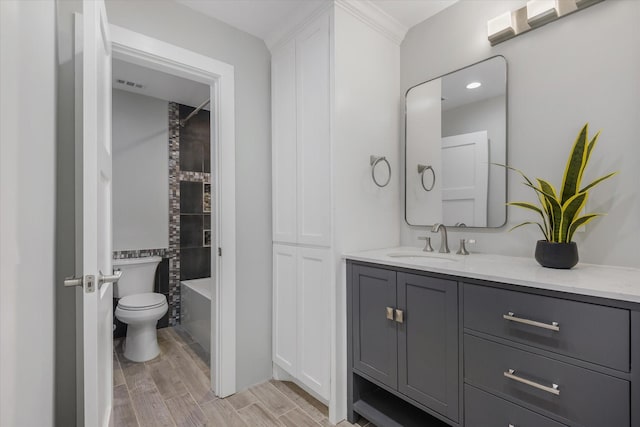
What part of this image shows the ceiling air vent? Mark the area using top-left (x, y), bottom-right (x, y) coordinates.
top-left (115, 78), bottom-right (144, 89)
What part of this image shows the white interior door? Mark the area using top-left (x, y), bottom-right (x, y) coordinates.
top-left (441, 131), bottom-right (489, 227)
top-left (74, 2), bottom-right (114, 426)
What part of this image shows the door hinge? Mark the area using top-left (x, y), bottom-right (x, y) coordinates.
top-left (218, 247), bottom-right (222, 256)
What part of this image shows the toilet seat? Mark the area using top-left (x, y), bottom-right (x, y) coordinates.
top-left (118, 292), bottom-right (166, 311)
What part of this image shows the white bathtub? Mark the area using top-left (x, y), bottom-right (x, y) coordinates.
top-left (180, 278), bottom-right (212, 358)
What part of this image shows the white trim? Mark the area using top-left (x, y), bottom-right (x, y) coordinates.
top-left (109, 24), bottom-right (237, 397)
top-left (267, 1), bottom-right (406, 53)
top-left (266, 1), bottom-right (333, 52)
top-left (334, 0), bottom-right (408, 45)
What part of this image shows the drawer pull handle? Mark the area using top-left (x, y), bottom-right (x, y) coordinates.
top-left (503, 312), bottom-right (560, 331)
top-left (395, 309), bottom-right (404, 324)
top-left (504, 369), bottom-right (560, 396)
top-left (386, 307), bottom-right (394, 320)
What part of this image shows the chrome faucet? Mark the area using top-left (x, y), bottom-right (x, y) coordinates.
top-left (431, 223), bottom-right (450, 253)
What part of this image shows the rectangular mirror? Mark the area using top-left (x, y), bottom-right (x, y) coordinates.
top-left (405, 55), bottom-right (507, 228)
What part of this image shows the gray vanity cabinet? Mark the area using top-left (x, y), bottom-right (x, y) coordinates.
top-left (397, 272), bottom-right (458, 422)
top-left (350, 264), bottom-right (459, 425)
top-left (348, 259), bottom-right (640, 427)
top-left (352, 265), bottom-right (398, 389)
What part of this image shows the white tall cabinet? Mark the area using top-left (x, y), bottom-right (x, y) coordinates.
top-left (271, 11), bottom-right (332, 401)
top-left (271, 2), bottom-right (403, 421)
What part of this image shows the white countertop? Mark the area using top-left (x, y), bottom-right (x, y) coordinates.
top-left (344, 247), bottom-right (640, 304)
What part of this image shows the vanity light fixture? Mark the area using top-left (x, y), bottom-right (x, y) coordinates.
top-left (487, 0), bottom-right (603, 46)
top-left (526, 0), bottom-right (560, 27)
top-left (466, 82), bottom-right (482, 89)
top-left (575, 0), bottom-right (600, 8)
top-left (487, 11), bottom-right (515, 45)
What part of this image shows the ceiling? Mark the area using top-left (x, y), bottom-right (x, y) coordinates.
top-left (112, 59), bottom-right (210, 110)
top-left (441, 57), bottom-right (506, 111)
top-left (176, 0), bottom-right (459, 44)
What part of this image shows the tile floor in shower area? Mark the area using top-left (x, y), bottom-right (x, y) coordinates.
top-left (112, 326), bottom-right (374, 427)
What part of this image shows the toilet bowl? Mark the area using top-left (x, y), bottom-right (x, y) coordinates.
top-left (113, 256), bottom-right (167, 362)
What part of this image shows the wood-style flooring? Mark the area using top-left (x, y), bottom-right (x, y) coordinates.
top-left (112, 326), bottom-right (373, 427)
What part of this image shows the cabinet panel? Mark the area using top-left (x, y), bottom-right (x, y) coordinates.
top-left (397, 273), bottom-right (458, 422)
top-left (296, 13), bottom-right (331, 247)
top-left (465, 385), bottom-right (567, 427)
top-left (272, 41), bottom-right (297, 243)
top-left (297, 247), bottom-right (331, 399)
top-left (272, 244), bottom-right (297, 374)
top-left (464, 283), bottom-right (630, 372)
top-left (465, 334), bottom-right (630, 427)
top-left (352, 265), bottom-right (398, 389)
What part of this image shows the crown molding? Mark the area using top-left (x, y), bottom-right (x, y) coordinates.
top-left (265, 1), bottom-right (333, 52)
top-left (267, 0), bottom-right (408, 52)
top-left (334, 0), bottom-right (408, 45)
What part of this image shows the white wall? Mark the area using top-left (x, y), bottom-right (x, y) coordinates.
top-left (333, 5), bottom-right (401, 419)
top-left (112, 89), bottom-right (169, 251)
top-left (401, 0), bottom-right (640, 268)
top-left (1, 1), bottom-right (56, 426)
top-left (442, 95), bottom-right (506, 227)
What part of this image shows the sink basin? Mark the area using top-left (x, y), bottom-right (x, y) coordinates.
top-left (386, 251), bottom-right (460, 262)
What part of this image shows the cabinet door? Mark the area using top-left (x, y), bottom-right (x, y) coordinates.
top-left (297, 246), bottom-right (331, 399)
top-left (272, 40), bottom-right (297, 244)
top-left (272, 244), bottom-right (297, 375)
top-left (352, 265), bottom-right (398, 389)
top-left (397, 273), bottom-right (459, 422)
top-left (296, 13), bottom-right (331, 247)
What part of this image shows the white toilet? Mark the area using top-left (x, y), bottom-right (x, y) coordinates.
top-left (113, 256), bottom-right (168, 362)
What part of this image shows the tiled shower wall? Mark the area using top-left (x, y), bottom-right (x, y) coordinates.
top-left (168, 102), bottom-right (212, 325)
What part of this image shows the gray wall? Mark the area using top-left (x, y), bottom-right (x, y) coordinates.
top-left (401, 0), bottom-right (640, 268)
top-left (55, 0), bottom-right (272, 420)
top-left (112, 89), bottom-right (169, 251)
top-left (442, 95), bottom-right (507, 227)
top-left (55, 2), bottom-right (81, 424)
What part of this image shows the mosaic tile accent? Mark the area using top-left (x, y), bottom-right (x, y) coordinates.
top-left (168, 102), bottom-right (181, 325)
top-left (203, 183), bottom-right (211, 213)
top-left (179, 171), bottom-right (211, 183)
top-left (113, 248), bottom-right (168, 259)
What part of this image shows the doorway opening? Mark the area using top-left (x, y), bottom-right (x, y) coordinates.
top-left (110, 23), bottom-right (236, 399)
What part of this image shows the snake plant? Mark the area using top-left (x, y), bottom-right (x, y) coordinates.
top-left (502, 123), bottom-right (616, 243)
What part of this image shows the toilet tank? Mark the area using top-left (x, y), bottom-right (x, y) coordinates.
top-left (112, 256), bottom-right (162, 298)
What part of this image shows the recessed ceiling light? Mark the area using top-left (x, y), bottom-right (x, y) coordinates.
top-left (466, 82), bottom-right (482, 89)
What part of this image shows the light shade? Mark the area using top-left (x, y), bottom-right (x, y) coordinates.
top-left (487, 11), bottom-right (515, 46)
top-left (575, 0), bottom-right (600, 8)
top-left (527, 0), bottom-right (560, 27)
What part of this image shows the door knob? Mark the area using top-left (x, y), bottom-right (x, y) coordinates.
top-left (98, 269), bottom-right (122, 288)
top-left (64, 274), bottom-right (95, 293)
top-left (64, 276), bottom-right (83, 287)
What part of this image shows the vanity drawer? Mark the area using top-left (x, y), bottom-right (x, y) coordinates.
top-left (463, 283), bottom-right (630, 371)
top-left (465, 384), bottom-right (567, 427)
top-left (464, 334), bottom-right (630, 426)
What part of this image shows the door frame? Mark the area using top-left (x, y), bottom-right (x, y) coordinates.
top-left (109, 24), bottom-right (237, 397)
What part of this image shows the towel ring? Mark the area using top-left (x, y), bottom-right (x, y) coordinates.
top-left (370, 155), bottom-right (391, 188)
top-left (417, 164), bottom-right (435, 191)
